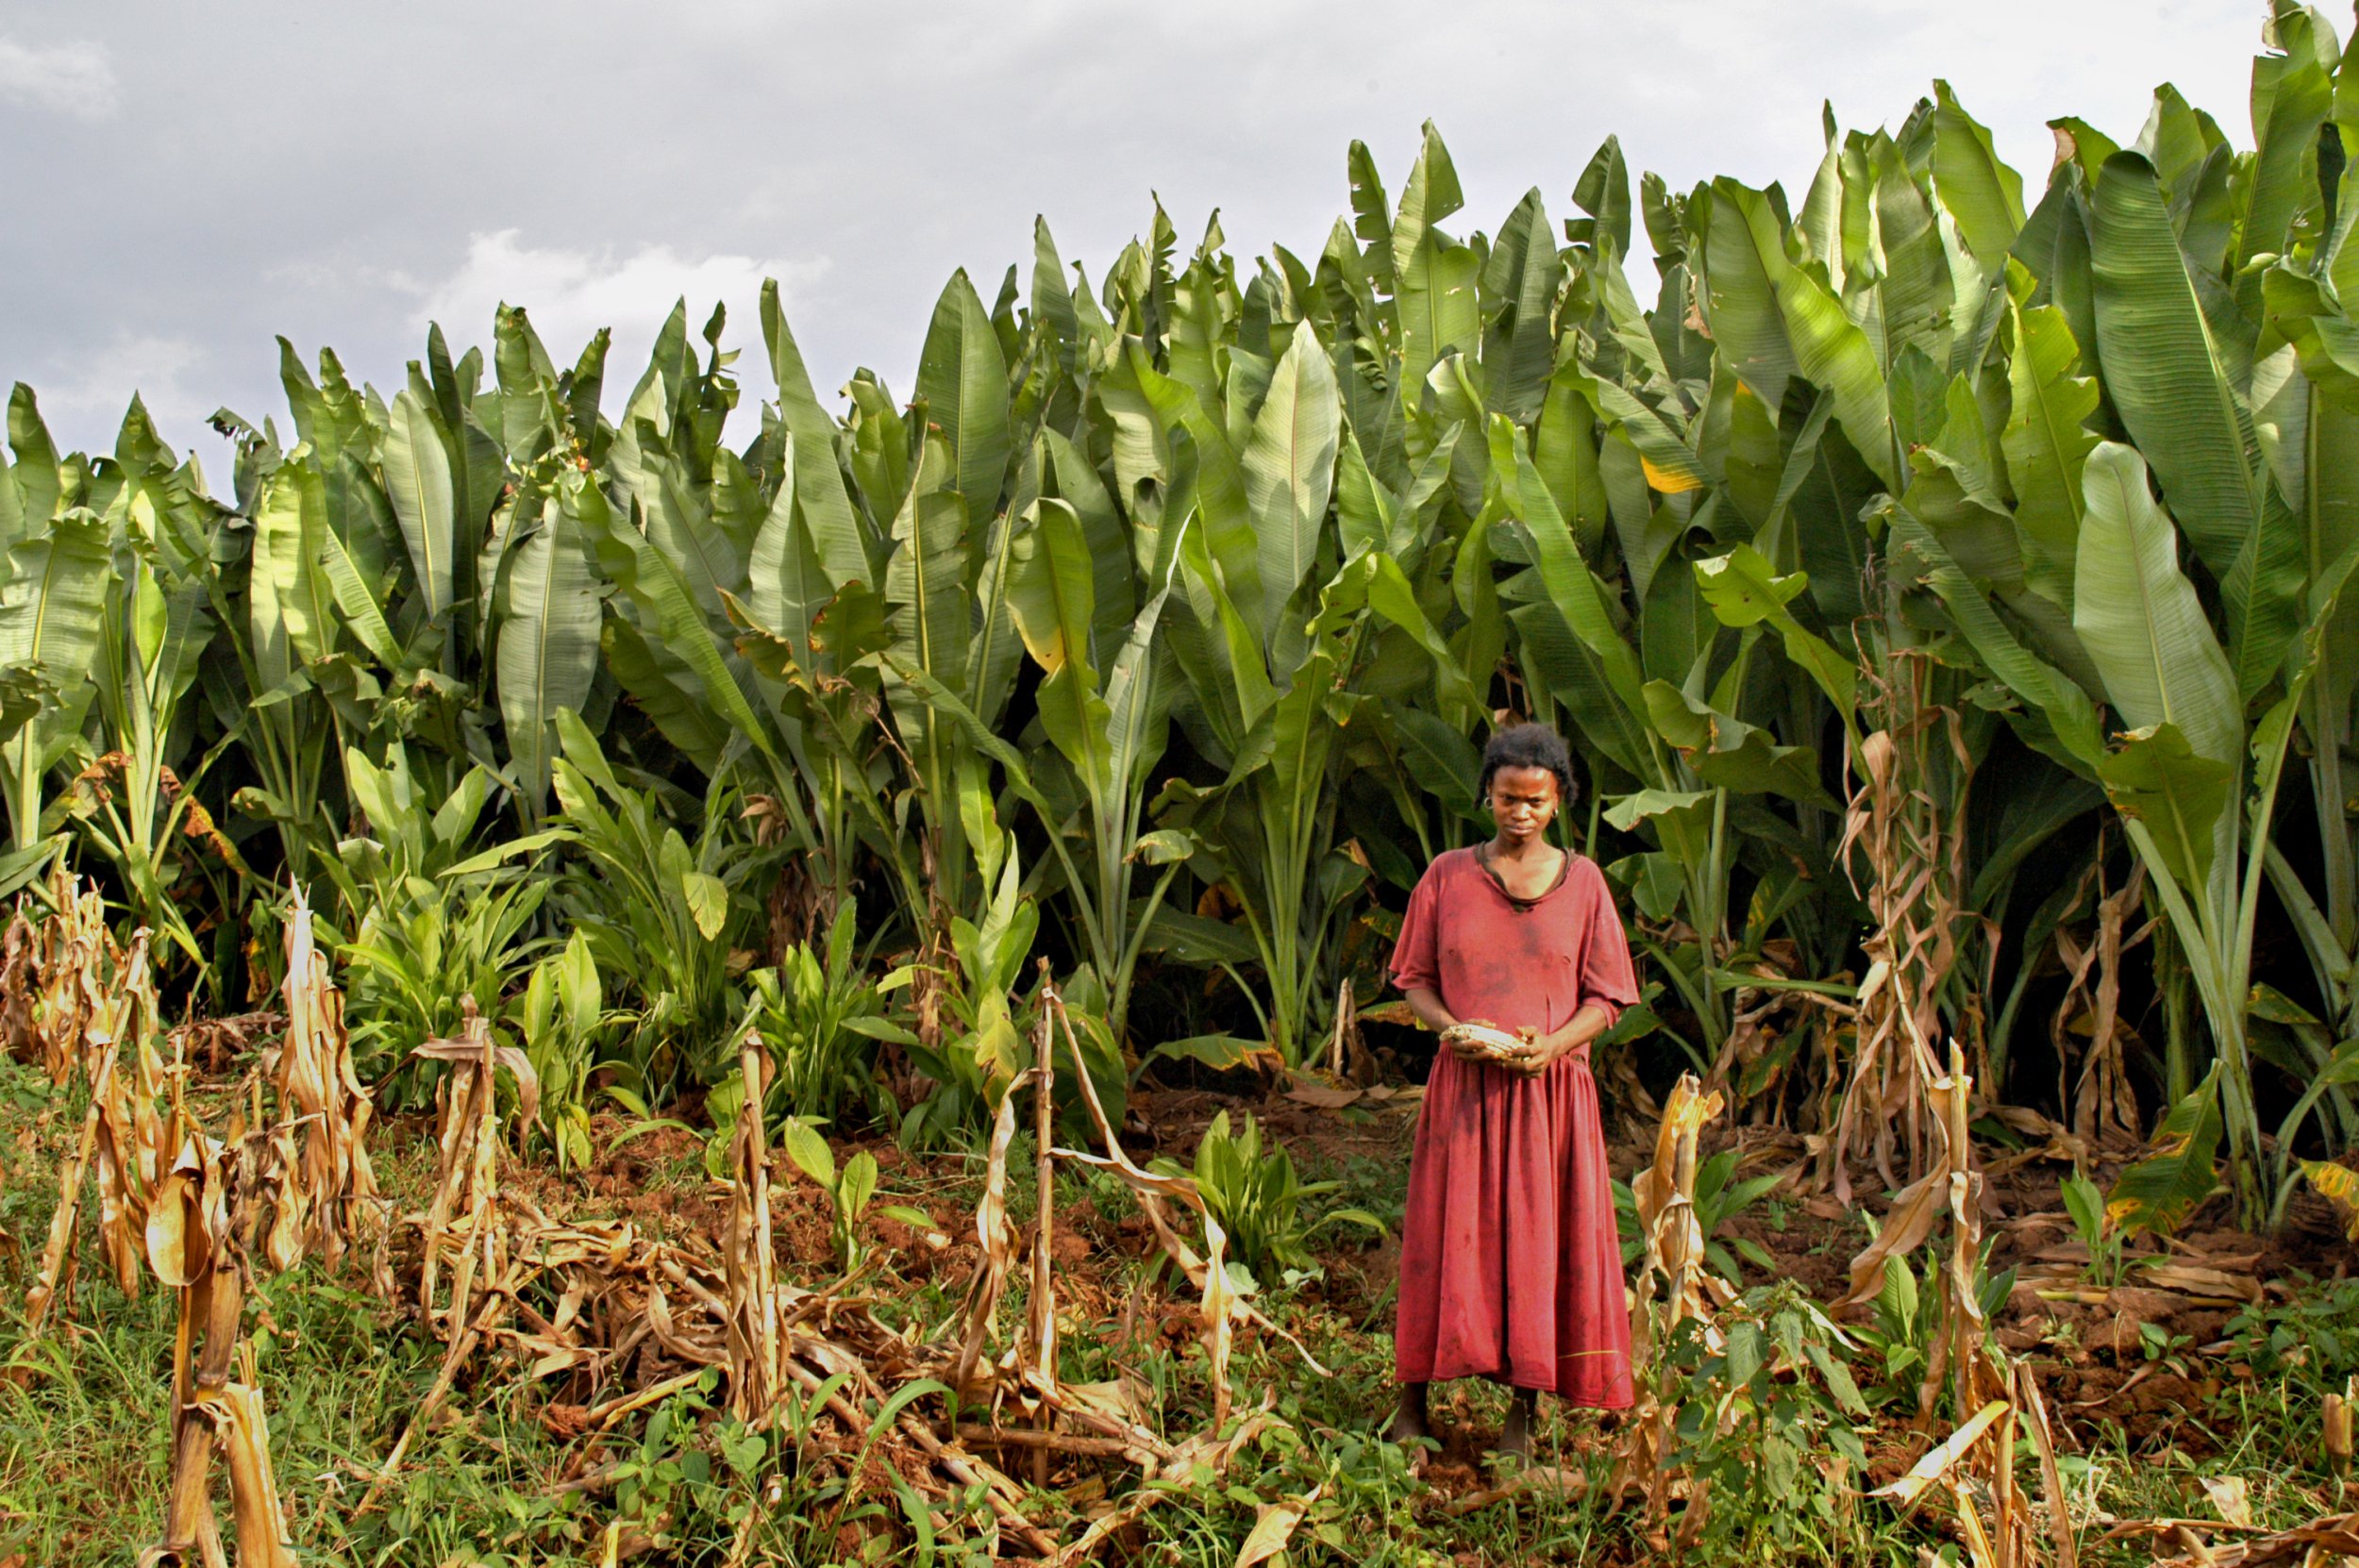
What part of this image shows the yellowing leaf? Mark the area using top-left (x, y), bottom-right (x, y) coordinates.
top-left (1639, 454), bottom-right (1703, 493)
top-left (2301, 1159), bottom-right (2359, 1241)
top-left (683, 870), bottom-right (729, 941)
top-left (2108, 1064), bottom-right (2223, 1238)
top-left (2200, 1474), bottom-right (2253, 1527)
top-left (1232, 1484), bottom-right (1320, 1568)
top-left (781, 1117), bottom-right (835, 1191)
top-left (1870, 1401), bottom-right (2010, 1508)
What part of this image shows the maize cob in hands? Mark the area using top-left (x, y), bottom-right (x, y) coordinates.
top-left (1439, 1021), bottom-right (1546, 1073)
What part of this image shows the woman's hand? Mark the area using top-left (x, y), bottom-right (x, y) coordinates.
top-left (1446, 1018), bottom-right (1503, 1064)
top-left (1500, 1008), bottom-right (1614, 1076)
top-left (1502, 1026), bottom-right (1561, 1076)
top-left (1447, 1023), bottom-right (1561, 1073)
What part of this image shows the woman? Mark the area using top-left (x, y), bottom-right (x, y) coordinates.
top-left (1386, 724), bottom-right (1639, 1460)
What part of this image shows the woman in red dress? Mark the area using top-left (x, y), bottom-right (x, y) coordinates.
top-left (1385, 724), bottom-right (1640, 1460)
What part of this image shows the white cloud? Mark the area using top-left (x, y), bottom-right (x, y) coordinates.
top-left (42, 331), bottom-right (201, 416)
top-left (0, 37), bottom-right (117, 120)
top-left (21, 331), bottom-right (218, 455)
top-left (409, 230), bottom-right (828, 398)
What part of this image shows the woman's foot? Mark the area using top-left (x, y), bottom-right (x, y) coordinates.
top-left (1385, 1384), bottom-right (1431, 1447)
top-left (1492, 1390), bottom-right (1539, 1466)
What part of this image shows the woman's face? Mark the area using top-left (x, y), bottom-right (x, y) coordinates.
top-left (1488, 764), bottom-right (1560, 844)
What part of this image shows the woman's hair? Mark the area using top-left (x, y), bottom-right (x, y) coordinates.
top-left (1478, 723), bottom-right (1578, 809)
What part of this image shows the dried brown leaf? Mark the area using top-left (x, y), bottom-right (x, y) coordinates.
top-left (1869, 1400), bottom-right (2010, 1508)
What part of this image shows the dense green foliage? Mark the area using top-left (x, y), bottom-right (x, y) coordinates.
top-left (6, 3), bottom-right (2359, 1231)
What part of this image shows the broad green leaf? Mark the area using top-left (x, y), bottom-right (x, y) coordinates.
top-left (1608, 850), bottom-right (1684, 921)
top-left (1030, 217), bottom-right (1080, 367)
top-left (6, 386), bottom-right (60, 531)
top-left (2001, 296), bottom-right (2099, 610)
top-left (1571, 135), bottom-right (1632, 259)
top-left (1889, 506), bottom-right (2104, 771)
top-left (1871, 141), bottom-right (1957, 372)
top-left (1931, 82), bottom-right (2025, 265)
top-left (0, 665), bottom-right (50, 750)
top-left (251, 457), bottom-right (337, 692)
top-left (497, 471), bottom-right (604, 819)
top-left (1103, 585), bottom-right (1174, 800)
top-left (1146, 1033), bottom-right (1271, 1072)
top-left (1698, 181), bottom-right (1799, 418)
top-left (916, 270), bottom-right (1012, 521)
top-left (635, 446), bottom-right (748, 622)
top-left (1242, 325), bottom-right (1341, 631)
top-left (0, 509), bottom-right (109, 842)
top-left (1705, 179), bottom-right (1894, 486)
top-left (1132, 905), bottom-right (1261, 967)
top-left (1042, 428), bottom-right (1137, 656)
top-left (1481, 189), bottom-right (1561, 424)
top-left (608, 522), bottom-right (780, 772)
top-left (761, 280), bottom-right (874, 592)
top-left (1602, 789), bottom-right (1715, 867)
top-left (782, 1117), bottom-right (836, 1191)
top-left (1340, 550), bottom-right (1482, 724)
top-left (1386, 704), bottom-right (1481, 820)
top-left (2098, 723), bottom-right (2232, 893)
top-left (1493, 420), bottom-right (1646, 718)
top-left (314, 515), bottom-right (400, 668)
top-left (1694, 544), bottom-right (1856, 719)
top-left (1393, 123), bottom-right (1475, 392)
top-left (1151, 346), bottom-right (1261, 606)
top-left (883, 437), bottom-right (973, 769)
top-left (1263, 645), bottom-right (1341, 818)
top-left (1640, 552), bottom-right (1708, 688)
top-left (600, 617), bottom-right (731, 773)
top-left (747, 434), bottom-right (832, 662)
top-left (1169, 515), bottom-right (1277, 761)
top-left (2087, 153), bottom-right (2261, 592)
top-left (1509, 599), bottom-right (1648, 779)
top-left (839, 1150), bottom-right (878, 1221)
top-left (2073, 442), bottom-right (2240, 769)
top-left (1129, 826), bottom-right (1194, 865)
top-left (1723, 1320), bottom-right (1764, 1390)
top-left (438, 828), bottom-right (573, 880)
top-left (1009, 499), bottom-right (1113, 799)
top-left (2237, 15), bottom-right (2334, 274)
top-left (1643, 681), bottom-right (1829, 804)
top-left (2108, 1063), bottom-right (2223, 1238)
top-left (1347, 140), bottom-right (1394, 293)
top-left (385, 389), bottom-right (458, 620)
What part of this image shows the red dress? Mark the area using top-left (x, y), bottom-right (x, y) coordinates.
top-left (1389, 846), bottom-right (1639, 1407)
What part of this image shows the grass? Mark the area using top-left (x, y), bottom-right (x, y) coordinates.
top-left (0, 1070), bottom-right (2352, 1565)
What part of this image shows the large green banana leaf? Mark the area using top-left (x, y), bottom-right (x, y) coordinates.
top-left (0, 508), bottom-right (110, 849)
top-left (916, 271), bottom-right (1012, 523)
top-left (384, 388), bottom-right (459, 622)
top-left (2073, 442), bottom-right (2241, 771)
top-left (496, 469), bottom-right (604, 819)
top-left (2087, 152), bottom-right (2295, 692)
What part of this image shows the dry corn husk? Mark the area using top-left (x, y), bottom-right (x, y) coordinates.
top-left (1822, 667), bottom-right (1976, 1204)
top-left (265, 883), bottom-right (384, 1273)
top-left (722, 1032), bottom-right (780, 1425)
top-left (1612, 1072), bottom-right (1733, 1520)
top-left (25, 925), bottom-right (168, 1341)
top-left (1869, 1399), bottom-right (2011, 1509)
top-left (0, 906), bottom-right (33, 1061)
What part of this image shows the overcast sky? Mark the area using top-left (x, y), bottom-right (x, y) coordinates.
top-left (0, 0), bottom-right (2270, 466)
